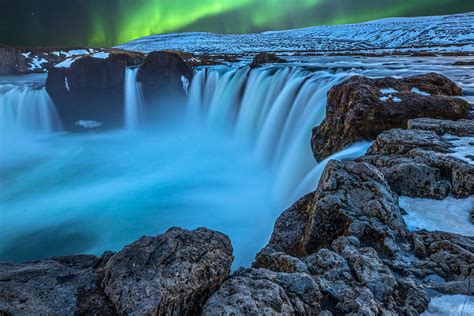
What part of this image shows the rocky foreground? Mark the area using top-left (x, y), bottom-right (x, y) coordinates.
top-left (1, 52), bottom-right (473, 315)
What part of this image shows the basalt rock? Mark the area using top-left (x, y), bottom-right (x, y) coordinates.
top-left (0, 227), bottom-right (232, 316)
top-left (45, 51), bottom-right (144, 131)
top-left (202, 268), bottom-right (322, 315)
top-left (311, 73), bottom-right (470, 161)
top-left (250, 52), bottom-right (286, 68)
top-left (0, 44), bottom-right (28, 75)
top-left (102, 227), bottom-right (233, 315)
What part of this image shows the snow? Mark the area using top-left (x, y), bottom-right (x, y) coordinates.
top-left (379, 96), bottom-right (390, 102)
top-left (180, 75), bottom-right (189, 95)
top-left (392, 97), bottom-right (402, 103)
top-left (90, 52), bottom-right (109, 59)
top-left (443, 134), bottom-right (474, 165)
top-left (411, 87), bottom-right (431, 96)
top-left (22, 52), bottom-right (31, 58)
top-left (380, 88), bottom-right (398, 94)
top-left (64, 77), bottom-right (70, 92)
top-left (423, 295), bottom-right (474, 316)
top-left (74, 120), bottom-right (102, 129)
top-left (27, 56), bottom-right (48, 71)
top-left (55, 57), bottom-right (80, 68)
top-left (399, 196), bottom-right (474, 236)
top-left (117, 12), bottom-right (474, 55)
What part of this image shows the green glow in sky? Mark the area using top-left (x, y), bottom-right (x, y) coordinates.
top-left (1, 0), bottom-right (473, 47)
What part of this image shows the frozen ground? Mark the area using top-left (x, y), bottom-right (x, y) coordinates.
top-left (117, 12), bottom-right (474, 55)
top-left (400, 196), bottom-right (474, 236)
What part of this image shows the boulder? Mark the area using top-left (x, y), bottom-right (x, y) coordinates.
top-left (45, 51), bottom-right (144, 131)
top-left (0, 44), bottom-right (27, 75)
top-left (311, 73), bottom-right (470, 161)
top-left (102, 227), bottom-right (233, 315)
top-left (202, 268), bottom-right (321, 315)
top-left (250, 52), bottom-right (286, 68)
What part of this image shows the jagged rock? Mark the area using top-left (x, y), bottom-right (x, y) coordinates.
top-left (311, 73), bottom-right (470, 161)
top-left (137, 50), bottom-right (193, 105)
top-left (202, 268), bottom-right (321, 315)
top-left (250, 52), bottom-right (286, 68)
top-left (46, 51), bottom-right (144, 131)
top-left (0, 254), bottom-right (115, 316)
top-left (102, 227), bottom-right (233, 315)
top-left (0, 44), bottom-right (27, 75)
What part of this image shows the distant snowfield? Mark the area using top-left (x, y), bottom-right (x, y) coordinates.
top-left (117, 12), bottom-right (474, 55)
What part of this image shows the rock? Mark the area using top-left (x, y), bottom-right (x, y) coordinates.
top-left (0, 44), bottom-right (27, 75)
top-left (202, 268), bottom-right (321, 315)
top-left (250, 52), bottom-right (286, 68)
top-left (101, 227), bottom-right (233, 315)
top-left (0, 255), bottom-right (115, 316)
top-left (453, 61), bottom-right (474, 66)
top-left (311, 73), bottom-right (470, 161)
top-left (45, 51), bottom-right (144, 131)
top-left (408, 118), bottom-right (474, 136)
top-left (137, 50), bottom-right (193, 107)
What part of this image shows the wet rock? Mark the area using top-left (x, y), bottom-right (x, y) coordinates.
top-left (0, 256), bottom-right (115, 316)
top-left (202, 268), bottom-right (321, 315)
top-left (0, 44), bottom-right (27, 75)
top-left (408, 118), bottom-right (474, 136)
top-left (311, 73), bottom-right (470, 161)
top-left (102, 227), bottom-right (233, 316)
top-left (250, 52), bottom-right (286, 68)
top-left (137, 50), bottom-right (193, 105)
top-left (45, 51), bottom-right (144, 131)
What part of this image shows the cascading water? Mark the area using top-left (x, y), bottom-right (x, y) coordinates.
top-left (0, 85), bottom-right (62, 137)
top-left (124, 67), bottom-right (144, 129)
top-left (187, 66), bottom-right (367, 207)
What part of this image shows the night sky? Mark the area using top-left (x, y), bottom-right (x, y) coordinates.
top-left (1, 0), bottom-right (473, 47)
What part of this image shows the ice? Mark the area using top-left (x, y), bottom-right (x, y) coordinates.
top-left (443, 134), bottom-right (474, 165)
top-left (74, 120), bottom-right (102, 128)
top-left (399, 196), bottom-right (474, 236)
top-left (423, 295), bottom-right (474, 316)
top-left (411, 87), bottom-right (431, 96)
top-left (380, 88), bottom-right (398, 94)
top-left (64, 77), bottom-right (70, 92)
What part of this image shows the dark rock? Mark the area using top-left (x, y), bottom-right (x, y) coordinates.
top-left (311, 73), bottom-right (470, 161)
top-left (101, 227), bottom-right (233, 316)
top-left (0, 44), bottom-right (27, 75)
top-left (202, 268), bottom-right (321, 315)
top-left (408, 118), bottom-right (474, 136)
top-left (45, 51), bottom-right (144, 131)
top-left (137, 50), bottom-right (193, 107)
top-left (453, 60), bottom-right (474, 66)
top-left (250, 52), bottom-right (286, 68)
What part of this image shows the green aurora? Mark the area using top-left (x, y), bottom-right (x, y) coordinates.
top-left (1, 0), bottom-right (473, 47)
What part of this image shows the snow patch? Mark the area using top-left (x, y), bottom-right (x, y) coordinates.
top-left (422, 294), bottom-right (474, 315)
top-left (74, 120), bottom-right (102, 129)
top-left (380, 88), bottom-right (398, 94)
top-left (379, 96), bottom-right (390, 102)
top-left (443, 134), bottom-right (474, 164)
top-left (399, 196), bottom-right (474, 236)
top-left (411, 87), bottom-right (431, 96)
top-left (55, 57), bottom-right (80, 68)
top-left (90, 52), bottom-right (109, 59)
top-left (27, 57), bottom-right (48, 71)
top-left (22, 52), bottom-right (31, 58)
top-left (392, 96), bottom-right (401, 103)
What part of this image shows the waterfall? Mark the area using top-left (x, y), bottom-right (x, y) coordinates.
top-left (0, 85), bottom-right (62, 136)
top-left (124, 67), bottom-right (144, 129)
top-left (187, 66), bottom-right (368, 207)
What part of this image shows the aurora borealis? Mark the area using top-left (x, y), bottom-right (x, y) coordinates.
top-left (1, 0), bottom-right (474, 47)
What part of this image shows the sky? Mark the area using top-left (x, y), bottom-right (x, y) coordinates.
top-left (1, 0), bottom-right (473, 47)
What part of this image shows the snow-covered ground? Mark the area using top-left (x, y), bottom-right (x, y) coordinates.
top-left (117, 12), bottom-right (474, 55)
top-left (423, 294), bottom-right (474, 316)
top-left (400, 196), bottom-right (474, 236)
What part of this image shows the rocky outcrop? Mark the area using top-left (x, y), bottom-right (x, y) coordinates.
top-left (137, 50), bottom-right (193, 103)
top-left (0, 227), bottom-right (232, 316)
top-left (45, 51), bottom-right (144, 131)
top-left (250, 52), bottom-right (286, 68)
top-left (311, 73), bottom-right (471, 161)
top-left (360, 118), bottom-right (474, 199)
top-left (0, 44), bottom-right (27, 75)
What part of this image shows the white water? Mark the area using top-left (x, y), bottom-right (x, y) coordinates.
top-left (124, 67), bottom-right (144, 129)
top-left (187, 66), bottom-right (360, 207)
top-left (0, 85), bottom-right (62, 137)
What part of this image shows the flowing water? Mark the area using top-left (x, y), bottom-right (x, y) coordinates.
top-left (0, 56), bottom-right (472, 266)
